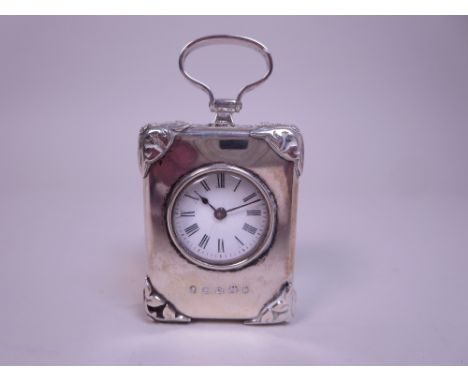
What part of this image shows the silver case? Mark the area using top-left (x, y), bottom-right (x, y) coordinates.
top-left (139, 121), bottom-right (303, 324)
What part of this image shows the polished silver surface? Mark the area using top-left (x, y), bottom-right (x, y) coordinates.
top-left (140, 122), bottom-right (302, 321)
top-left (244, 282), bottom-right (296, 325)
top-left (179, 35), bottom-right (273, 126)
top-left (165, 163), bottom-right (277, 271)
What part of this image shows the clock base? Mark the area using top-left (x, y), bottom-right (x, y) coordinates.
top-left (143, 276), bottom-right (295, 325)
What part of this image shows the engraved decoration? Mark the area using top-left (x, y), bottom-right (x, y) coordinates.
top-left (139, 122), bottom-right (189, 177)
top-left (250, 125), bottom-right (304, 176)
top-left (144, 276), bottom-right (191, 323)
top-left (244, 282), bottom-right (295, 325)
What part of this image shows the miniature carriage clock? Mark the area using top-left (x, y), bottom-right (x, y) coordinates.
top-left (138, 35), bottom-right (304, 324)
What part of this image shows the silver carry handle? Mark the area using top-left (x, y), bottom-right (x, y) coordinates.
top-left (179, 34), bottom-right (273, 126)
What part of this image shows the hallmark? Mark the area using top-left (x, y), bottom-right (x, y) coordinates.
top-left (189, 284), bottom-right (250, 295)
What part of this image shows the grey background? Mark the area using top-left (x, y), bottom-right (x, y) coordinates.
top-left (0, 16), bottom-right (467, 365)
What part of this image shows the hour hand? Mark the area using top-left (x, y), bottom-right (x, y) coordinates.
top-left (194, 191), bottom-right (217, 211)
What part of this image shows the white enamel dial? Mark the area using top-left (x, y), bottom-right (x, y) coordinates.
top-left (167, 164), bottom-right (276, 270)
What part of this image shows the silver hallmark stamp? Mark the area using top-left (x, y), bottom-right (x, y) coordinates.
top-left (188, 285), bottom-right (250, 295)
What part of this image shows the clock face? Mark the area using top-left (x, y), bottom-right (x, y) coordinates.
top-left (166, 164), bottom-right (276, 270)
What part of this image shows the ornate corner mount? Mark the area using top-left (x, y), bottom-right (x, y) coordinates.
top-left (138, 121), bottom-right (189, 177)
top-left (250, 124), bottom-right (304, 176)
top-left (244, 282), bottom-right (296, 325)
top-left (144, 276), bottom-right (191, 323)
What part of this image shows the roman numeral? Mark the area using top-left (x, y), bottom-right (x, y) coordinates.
top-left (243, 192), bottom-right (257, 202)
top-left (200, 179), bottom-right (210, 191)
top-left (198, 234), bottom-right (210, 249)
top-left (233, 178), bottom-right (242, 192)
top-left (247, 209), bottom-right (261, 216)
top-left (218, 238), bottom-right (225, 253)
top-left (184, 223), bottom-right (200, 237)
top-left (217, 172), bottom-right (225, 188)
top-left (184, 193), bottom-right (198, 200)
top-left (242, 223), bottom-right (257, 235)
top-left (234, 235), bottom-right (244, 246)
top-left (180, 211), bottom-right (195, 217)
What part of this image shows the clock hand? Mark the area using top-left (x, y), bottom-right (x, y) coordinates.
top-left (226, 199), bottom-right (261, 214)
top-left (194, 191), bottom-right (217, 212)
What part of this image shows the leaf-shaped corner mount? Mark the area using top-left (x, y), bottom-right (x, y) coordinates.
top-left (244, 282), bottom-right (296, 325)
top-left (143, 276), bottom-right (191, 323)
top-left (250, 124), bottom-right (304, 176)
top-left (138, 121), bottom-right (189, 177)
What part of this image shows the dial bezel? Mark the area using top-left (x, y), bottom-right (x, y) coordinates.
top-left (166, 163), bottom-right (277, 271)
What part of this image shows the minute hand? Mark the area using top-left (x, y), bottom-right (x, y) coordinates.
top-left (226, 199), bottom-right (261, 214)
